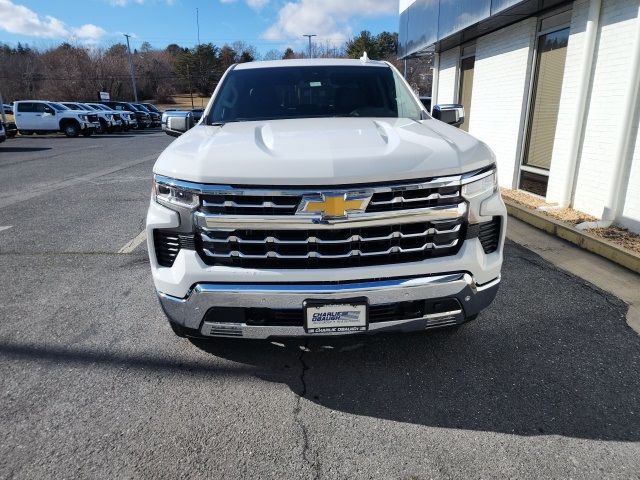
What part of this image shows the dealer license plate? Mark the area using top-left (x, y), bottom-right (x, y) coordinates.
top-left (304, 300), bottom-right (368, 334)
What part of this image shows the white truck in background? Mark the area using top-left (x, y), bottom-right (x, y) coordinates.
top-left (13, 100), bottom-right (100, 137)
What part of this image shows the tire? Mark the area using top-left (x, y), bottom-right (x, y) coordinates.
top-left (18, 130), bottom-right (33, 136)
top-left (81, 129), bottom-right (93, 137)
top-left (62, 122), bottom-right (80, 138)
top-left (98, 119), bottom-right (108, 134)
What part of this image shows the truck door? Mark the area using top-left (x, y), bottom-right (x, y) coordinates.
top-left (15, 102), bottom-right (36, 129)
top-left (40, 103), bottom-right (58, 130)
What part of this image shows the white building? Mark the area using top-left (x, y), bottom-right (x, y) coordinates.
top-left (400, 0), bottom-right (640, 233)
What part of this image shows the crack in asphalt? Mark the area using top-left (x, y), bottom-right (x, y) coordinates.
top-left (294, 346), bottom-right (321, 479)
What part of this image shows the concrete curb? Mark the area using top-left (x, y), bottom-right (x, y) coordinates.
top-left (504, 200), bottom-right (640, 275)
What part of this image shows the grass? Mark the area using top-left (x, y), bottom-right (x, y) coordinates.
top-left (155, 94), bottom-right (210, 112)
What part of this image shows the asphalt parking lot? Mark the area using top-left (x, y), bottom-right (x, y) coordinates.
top-left (1, 132), bottom-right (639, 479)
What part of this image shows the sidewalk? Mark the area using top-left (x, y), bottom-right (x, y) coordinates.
top-left (507, 216), bottom-right (640, 334)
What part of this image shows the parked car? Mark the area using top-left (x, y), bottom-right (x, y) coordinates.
top-left (141, 102), bottom-right (162, 115)
top-left (147, 59), bottom-right (506, 339)
top-left (13, 100), bottom-right (100, 137)
top-left (100, 101), bottom-right (152, 129)
top-left (86, 103), bottom-right (137, 131)
top-left (2, 104), bottom-right (18, 138)
top-left (0, 121), bottom-right (6, 143)
top-left (132, 103), bottom-right (161, 127)
top-left (62, 102), bottom-right (122, 134)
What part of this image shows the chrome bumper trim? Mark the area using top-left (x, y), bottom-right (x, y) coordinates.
top-left (157, 273), bottom-right (500, 338)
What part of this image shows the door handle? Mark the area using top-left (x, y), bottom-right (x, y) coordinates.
top-left (35, 114), bottom-right (41, 116)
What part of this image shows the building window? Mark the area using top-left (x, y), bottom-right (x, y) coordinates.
top-left (519, 11), bottom-right (571, 196)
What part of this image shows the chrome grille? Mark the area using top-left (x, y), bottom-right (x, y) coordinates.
top-left (152, 172), bottom-right (496, 269)
top-left (198, 181), bottom-right (461, 216)
top-left (201, 195), bottom-right (299, 215)
top-left (366, 186), bottom-right (461, 212)
top-left (197, 219), bottom-right (464, 269)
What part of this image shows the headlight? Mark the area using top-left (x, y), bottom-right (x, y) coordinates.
top-left (154, 177), bottom-right (199, 210)
top-left (461, 169), bottom-right (497, 199)
top-left (79, 114), bottom-right (89, 121)
top-left (106, 114), bottom-right (113, 121)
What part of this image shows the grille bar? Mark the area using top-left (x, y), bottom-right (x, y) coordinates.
top-left (203, 199), bottom-right (299, 209)
top-left (201, 239), bottom-right (459, 260)
top-left (197, 219), bottom-right (464, 268)
top-left (369, 191), bottom-right (460, 206)
top-left (201, 224), bottom-right (461, 245)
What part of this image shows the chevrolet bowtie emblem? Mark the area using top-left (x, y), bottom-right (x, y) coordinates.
top-left (297, 192), bottom-right (371, 220)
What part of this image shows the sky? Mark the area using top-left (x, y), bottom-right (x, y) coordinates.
top-left (0, 0), bottom-right (399, 54)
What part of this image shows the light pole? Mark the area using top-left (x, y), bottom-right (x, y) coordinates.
top-left (124, 34), bottom-right (139, 102)
top-left (302, 34), bottom-right (316, 58)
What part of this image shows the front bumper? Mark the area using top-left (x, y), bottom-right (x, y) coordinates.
top-left (81, 121), bottom-right (100, 130)
top-left (158, 273), bottom-right (500, 338)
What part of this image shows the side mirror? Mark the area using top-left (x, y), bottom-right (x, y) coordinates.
top-left (162, 111), bottom-right (193, 137)
top-left (432, 104), bottom-right (464, 127)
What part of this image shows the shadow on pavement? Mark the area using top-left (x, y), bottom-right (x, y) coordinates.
top-left (191, 241), bottom-right (640, 442)
top-left (1, 242), bottom-right (637, 442)
top-left (0, 146), bottom-right (52, 152)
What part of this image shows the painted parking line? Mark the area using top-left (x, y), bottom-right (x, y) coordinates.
top-left (0, 226), bottom-right (13, 232)
top-left (117, 230), bottom-right (147, 254)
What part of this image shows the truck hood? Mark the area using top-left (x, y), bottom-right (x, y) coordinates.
top-left (153, 117), bottom-right (495, 186)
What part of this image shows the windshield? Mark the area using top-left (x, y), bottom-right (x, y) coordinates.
top-left (50, 102), bottom-right (69, 111)
top-left (208, 65), bottom-right (422, 124)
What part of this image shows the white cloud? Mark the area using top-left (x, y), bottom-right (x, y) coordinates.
top-left (219, 0), bottom-right (269, 11)
top-left (109, 0), bottom-right (145, 6)
top-left (0, 0), bottom-right (109, 43)
top-left (262, 0), bottom-right (396, 46)
top-left (72, 23), bottom-right (107, 42)
top-left (0, 0), bottom-right (68, 38)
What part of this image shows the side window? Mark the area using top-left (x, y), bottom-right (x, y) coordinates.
top-left (17, 102), bottom-right (34, 113)
top-left (34, 103), bottom-right (47, 113)
top-left (392, 70), bottom-right (421, 120)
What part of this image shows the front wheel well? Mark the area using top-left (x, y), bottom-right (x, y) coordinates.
top-left (59, 118), bottom-right (80, 130)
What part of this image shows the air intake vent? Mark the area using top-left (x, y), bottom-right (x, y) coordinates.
top-left (153, 230), bottom-right (180, 267)
top-left (478, 217), bottom-right (501, 254)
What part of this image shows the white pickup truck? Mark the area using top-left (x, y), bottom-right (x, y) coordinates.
top-left (147, 59), bottom-right (506, 339)
top-left (14, 100), bottom-right (100, 137)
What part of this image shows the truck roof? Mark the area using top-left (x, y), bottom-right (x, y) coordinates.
top-left (233, 58), bottom-right (390, 70)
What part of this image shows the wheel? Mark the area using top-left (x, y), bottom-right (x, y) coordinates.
top-left (18, 130), bottom-right (33, 135)
top-left (62, 122), bottom-right (80, 137)
top-left (98, 119), bottom-right (108, 134)
top-left (81, 130), bottom-right (93, 137)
